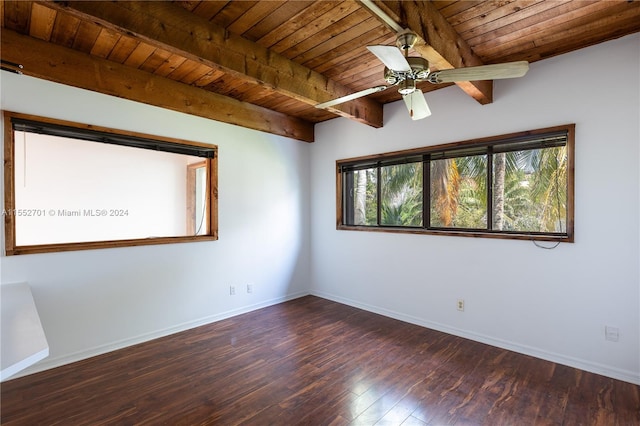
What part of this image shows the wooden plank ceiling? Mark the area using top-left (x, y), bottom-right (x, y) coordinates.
top-left (2, 1), bottom-right (640, 142)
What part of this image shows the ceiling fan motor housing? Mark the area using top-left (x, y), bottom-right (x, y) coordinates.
top-left (407, 57), bottom-right (429, 79)
top-left (384, 57), bottom-right (430, 86)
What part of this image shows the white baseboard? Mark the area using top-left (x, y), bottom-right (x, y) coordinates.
top-left (12, 291), bottom-right (639, 386)
top-left (310, 290), bottom-right (640, 386)
top-left (12, 291), bottom-right (309, 379)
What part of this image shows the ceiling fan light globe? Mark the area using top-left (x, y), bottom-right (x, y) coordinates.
top-left (398, 78), bottom-right (416, 95)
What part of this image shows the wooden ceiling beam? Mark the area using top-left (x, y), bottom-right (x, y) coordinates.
top-left (40, 0), bottom-right (384, 128)
top-left (367, 1), bottom-right (493, 105)
top-left (0, 28), bottom-right (315, 142)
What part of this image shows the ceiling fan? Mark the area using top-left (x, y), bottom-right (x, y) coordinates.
top-left (315, 30), bottom-right (529, 120)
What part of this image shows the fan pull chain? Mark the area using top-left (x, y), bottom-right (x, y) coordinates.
top-left (409, 92), bottom-right (414, 118)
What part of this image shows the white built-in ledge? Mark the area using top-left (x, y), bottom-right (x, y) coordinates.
top-left (1, 282), bottom-right (49, 381)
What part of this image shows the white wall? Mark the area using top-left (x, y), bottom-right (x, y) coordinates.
top-left (309, 34), bottom-right (640, 384)
top-left (1, 72), bottom-right (311, 375)
top-left (1, 33), bottom-right (638, 385)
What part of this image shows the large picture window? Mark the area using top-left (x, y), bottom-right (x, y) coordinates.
top-left (3, 112), bottom-right (218, 255)
top-left (337, 125), bottom-right (574, 242)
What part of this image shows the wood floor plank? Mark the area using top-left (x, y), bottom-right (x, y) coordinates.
top-left (1, 296), bottom-right (638, 425)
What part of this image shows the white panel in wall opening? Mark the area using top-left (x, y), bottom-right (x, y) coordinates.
top-left (13, 131), bottom-right (207, 245)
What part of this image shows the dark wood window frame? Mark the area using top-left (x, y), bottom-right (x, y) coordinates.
top-left (3, 111), bottom-right (219, 255)
top-left (336, 124), bottom-right (575, 243)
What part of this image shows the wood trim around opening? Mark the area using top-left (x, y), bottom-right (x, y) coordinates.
top-left (186, 160), bottom-right (207, 236)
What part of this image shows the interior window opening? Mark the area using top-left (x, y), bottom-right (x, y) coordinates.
top-left (3, 112), bottom-right (218, 255)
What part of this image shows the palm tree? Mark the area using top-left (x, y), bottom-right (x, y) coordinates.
top-left (348, 145), bottom-right (566, 232)
top-left (529, 145), bottom-right (567, 232)
top-left (354, 170), bottom-right (367, 225)
top-left (493, 147), bottom-right (567, 232)
top-left (436, 155), bottom-right (487, 228)
top-left (500, 168), bottom-right (538, 231)
top-left (430, 159), bottom-right (460, 227)
top-left (493, 152), bottom-right (506, 230)
top-left (436, 147), bottom-right (566, 233)
top-left (381, 163), bottom-right (422, 226)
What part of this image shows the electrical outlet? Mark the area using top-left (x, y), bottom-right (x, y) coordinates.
top-left (457, 299), bottom-right (465, 311)
top-left (247, 283), bottom-right (253, 294)
top-left (605, 326), bottom-right (619, 342)
top-left (230, 285), bottom-right (235, 296)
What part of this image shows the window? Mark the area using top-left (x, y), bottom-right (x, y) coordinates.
top-left (337, 125), bottom-right (574, 242)
top-left (3, 111), bottom-right (218, 255)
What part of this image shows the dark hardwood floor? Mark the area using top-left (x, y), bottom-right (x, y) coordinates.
top-left (1, 296), bottom-right (639, 425)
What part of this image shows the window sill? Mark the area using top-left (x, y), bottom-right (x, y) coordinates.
top-left (6, 234), bottom-right (218, 256)
top-left (337, 225), bottom-right (573, 243)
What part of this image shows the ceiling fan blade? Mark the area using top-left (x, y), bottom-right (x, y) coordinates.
top-left (367, 45), bottom-right (411, 72)
top-left (427, 61), bottom-right (529, 84)
top-left (402, 90), bottom-right (431, 120)
top-left (315, 85), bottom-right (389, 109)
